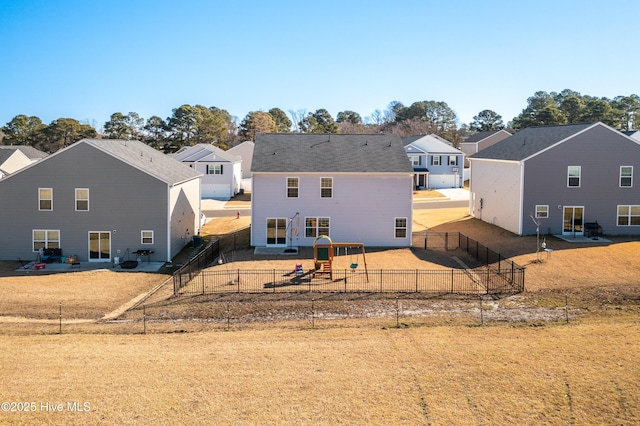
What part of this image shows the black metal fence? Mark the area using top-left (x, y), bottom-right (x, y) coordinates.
top-left (173, 231), bottom-right (525, 297)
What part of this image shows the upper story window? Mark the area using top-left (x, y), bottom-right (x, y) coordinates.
top-left (535, 205), bottom-right (549, 218)
top-left (75, 188), bottom-right (89, 211)
top-left (567, 166), bottom-right (581, 187)
top-left (207, 164), bottom-right (223, 174)
top-left (431, 156), bottom-right (441, 166)
top-left (39, 188), bottom-right (53, 211)
top-left (448, 156), bottom-right (458, 166)
top-left (409, 155), bottom-right (420, 166)
top-left (620, 166), bottom-right (633, 187)
top-left (141, 230), bottom-right (154, 244)
top-left (287, 177), bottom-right (299, 198)
top-left (321, 177), bottom-right (333, 198)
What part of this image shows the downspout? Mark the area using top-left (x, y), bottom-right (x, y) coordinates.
top-left (518, 161), bottom-right (525, 235)
top-left (166, 184), bottom-right (172, 262)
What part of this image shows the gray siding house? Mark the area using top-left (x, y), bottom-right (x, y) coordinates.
top-left (172, 144), bottom-right (241, 200)
top-left (251, 134), bottom-right (414, 248)
top-left (0, 139), bottom-right (202, 263)
top-left (468, 122), bottom-right (640, 236)
top-left (403, 134), bottom-right (464, 189)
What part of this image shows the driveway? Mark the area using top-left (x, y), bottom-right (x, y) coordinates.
top-left (433, 188), bottom-right (470, 201)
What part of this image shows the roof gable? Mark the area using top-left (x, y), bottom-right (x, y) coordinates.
top-left (405, 134), bottom-right (459, 155)
top-left (463, 129), bottom-right (511, 144)
top-left (469, 123), bottom-right (599, 162)
top-left (252, 133), bottom-right (413, 173)
top-left (79, 139), bottom-right (201, 185)
top-left (0, 145), bottom-right (48, 160)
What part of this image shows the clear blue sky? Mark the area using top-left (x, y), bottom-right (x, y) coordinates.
top-left (1, 0), bottom-right (638, 131)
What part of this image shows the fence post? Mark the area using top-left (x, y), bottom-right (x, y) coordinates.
top-left (237, 270), bottom-right (241, 293)
top-left (451, 269), bottom-right (454, 293)
top-left (201, 271), bottom-right (205, 295)
top-left (273, 269), bottom-right (276, 293)
top-left (415, 269), bottom-right (419, 292)
top-left (424, 233), bottom-right (427, 250)
top-left (380, 270), bottom-right (383, 293)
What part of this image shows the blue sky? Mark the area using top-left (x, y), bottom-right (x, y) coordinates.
top-left (1, 0), bottom-right (638, 131)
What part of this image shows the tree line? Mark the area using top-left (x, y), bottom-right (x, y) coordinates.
top-left (2, 89), bottom-right (638, 153)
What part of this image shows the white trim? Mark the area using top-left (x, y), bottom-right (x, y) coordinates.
top-left (320, 177), bottom-right (333, 198)
top-left (141, 230), bottom-right (154, 244)
top-left (75, 188), bottom-right (90, 211)
top-left (620, 166), bottom-right (633, 188)
top-left (286, 176), bottom-right (299, 198)
top-left (88, 231), bottom-right (111, 262)
top-left (38, 187), bottom-right (53, 211)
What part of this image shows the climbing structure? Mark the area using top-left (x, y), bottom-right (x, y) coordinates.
top-left (312, 235), bottom-right (368, 282)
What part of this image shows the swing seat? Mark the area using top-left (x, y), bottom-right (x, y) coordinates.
top-left (350, 263), bottom-right (358, 270)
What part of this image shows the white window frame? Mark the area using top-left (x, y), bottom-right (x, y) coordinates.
top-left (620, 166), bottom-right (633, 188)
top-left (33, 229), bottom-right (60, 251)
top-left (409, 155), bottom-right (420, 166)
top-left (287, 177), bottom-right (299, 198)
top-left (535, 205), bottom-right (549, 219)
top-left (567, 166), bottom-right (581, 187)
top-left (39, 188), bottom-right (53, 211)
top-left (617, 205), bottom-right (640, 226)
top-left (141, 230), bottom-right (154, 244)
top-left (448, 156), bottom-right (457, 166)
top-left (207, 164), bottom-right (223, 175)
top-left (395, 217), bottom-right (407, 238)
top-left (75, 188), bottom-right (89, 211)
top-left (305, 217), bottom-right (330, 238)
top-left (320, 177), bottom-right (333, 198)
top-left (432, 156), bottom-right (441, 166)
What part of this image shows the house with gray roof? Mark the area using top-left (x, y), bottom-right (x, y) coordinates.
top-left (459, 129), bottom-right (512, 167)
top-left (0, 144), bottom-right (48, 162)
top-left (403, 134), bottom-right (464, 189)
top-left (172, 143), bottom-right (241, 199)
top-left (0, 148), bottom-right (31, 178)
top-left (0, 139), bottom-right (202, 263)
top-left (251, 133), bottom-right (414, 248)
top-left (468, 122), bottom-right (640, 236)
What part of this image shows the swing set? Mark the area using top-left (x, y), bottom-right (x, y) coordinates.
top-left (312, 235), bottom-right (369, 281)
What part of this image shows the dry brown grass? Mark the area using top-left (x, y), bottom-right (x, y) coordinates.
top-left (0, 318), bottom-right (638, 425)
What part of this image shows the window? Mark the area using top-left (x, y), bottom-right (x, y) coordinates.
top-left (39, 188), bottom-right (53, 211)
top-left (409, 155), bottom-right (420, 166)
top-left (620, 166), bottom-right (633, 187)
top-left (431, 156), bottom-right (441, 166)
top-left (535, 205), bottom-right (549, 218)
top-left (448, 156), bottom-right (458, 166)
top-left (207, 164), bottom-right (223, 174)
top-left (141, 230), bottom-right (154, 244)
top-left (305, 217), bottom-right (330, 238)
top-left (75, 188), bottom-right (89, 211)
top-left (287, 177), bottom-right (299, 198)
top-left (617, 205), bottom-right (640, 226)
top-left (395, 218), bottom-right (407, 238)
top-left (568, 166), bottom-right (581, 187)
top-left (320, 177), bottom-right (333, 198)
top-left (33, 229), bottom-right (60, 251)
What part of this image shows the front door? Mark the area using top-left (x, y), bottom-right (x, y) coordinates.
top-left (563, 207), bottom-right (584, 236)
top-left (266, 218), bottom-right (287, 246)
top-left (89, 231), bottom-right (111, 262)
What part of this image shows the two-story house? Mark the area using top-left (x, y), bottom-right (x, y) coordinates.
top-left (172, 143), bottom-right (241, 199)
top-left (251, 133), bottom-right (414, 248)
top-left (468, 122), bottom-right (640, 236)
top-left (403, 134), bottom-right (465, 189)
top-left (0, 139), bottom-right (202, 263)
top-left (459, 129), bottom-right (512, 167)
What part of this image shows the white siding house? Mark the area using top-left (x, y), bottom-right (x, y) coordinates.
top-left (251, 134), bottom-right (414, 248)
top-left (403, 134), bottom-right (464, 189)
top-left (172, 144), bottom-right (241, 199)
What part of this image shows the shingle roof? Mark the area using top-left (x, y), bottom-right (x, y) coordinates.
top-left (405, 134), bottom-right (459, 154)
top-left (0, 149), bottom-right (17, 164)
top-left (80, 139), bottom-right (202, 185)
top-left (252, 133), bottom-right (413, 173)
top-left (463, 130), bottom-right (503, 143)
top-left (0, 145), bottom-right (48, 159)
top-left (172, 143), bottom-right (239, 163)
top-left (469, 123), bottom-right (596, 161)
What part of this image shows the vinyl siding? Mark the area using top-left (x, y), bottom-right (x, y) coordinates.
top-left (169, 178), bottom-right (201, 259)
top-left (251, 173), bottom-right (413, 247)
top-left (469, 159), bottom-right (522, 234)
top-left (523, 125), bottom-right (640, 235)
top-left (0, 143), bottom-right (179, 261)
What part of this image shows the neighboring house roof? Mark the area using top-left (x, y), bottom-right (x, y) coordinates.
top-left (402, 134), bottom-right (453, 147)
top-left (404, 134), bottom-right (460, 154)
top-left (0, 149), bottom-right (16, 164)
top-left (462, 129), bottom-right (511, 143)
top-left (623, 130), bottom-right (640, 141)
top-left (0, 145), bottom-right (48, 160)
top-left (469, 123), bottom-right (598, 162)
top-left (253, 133), bottom-right (413, 173)
top-left (172, 143), bottom-right (240, 163)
